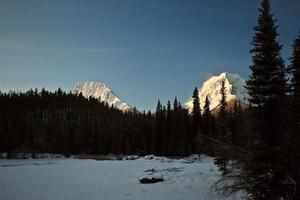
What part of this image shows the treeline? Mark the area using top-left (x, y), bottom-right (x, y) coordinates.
top-left (0, 86), bottom-right (244, 157)
top-left (0, 88), bottom-right (126, 155)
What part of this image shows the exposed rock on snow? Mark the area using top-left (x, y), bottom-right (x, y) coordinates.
top-left (139, 166), bottom-right (186, 184)
top-left (139, 174), bottom-right (164, 184)
top-left (185, 72), bottom-right (249, 112)
top-left (73, 81), bottom-right (131, 111)
top-left (125, 155), bottom-right (139, 160)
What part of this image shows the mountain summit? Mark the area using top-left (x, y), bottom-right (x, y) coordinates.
top-left (73, 81), bottom-right (131, 111)
top-left (185, 72), bottom-right (249, 112)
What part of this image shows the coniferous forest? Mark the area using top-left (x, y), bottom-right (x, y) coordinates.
top-left (1, 0), bottom-right (300, 199)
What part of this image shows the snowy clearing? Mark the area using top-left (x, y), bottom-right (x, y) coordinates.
top-left (0, 156), bottom-right (241, 200)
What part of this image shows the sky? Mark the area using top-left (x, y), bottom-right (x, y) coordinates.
top-left (0, 0), bottom-right (299, 111)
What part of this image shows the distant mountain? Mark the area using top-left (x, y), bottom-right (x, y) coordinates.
top-left (73, 81), bottom-right (131, 112)
top-left (185, 72), bottom-right (249, 112)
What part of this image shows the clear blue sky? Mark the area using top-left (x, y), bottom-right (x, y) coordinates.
top-left (0, 0), bottom-right (299, 111)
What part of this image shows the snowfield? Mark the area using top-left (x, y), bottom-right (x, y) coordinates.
top-left (0, 155), bottom-right (241, 200)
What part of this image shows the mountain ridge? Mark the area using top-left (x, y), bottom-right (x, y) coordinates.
top-left (185, 72), bottom-right (249, 112)
top-left (73, 81), bottom-right (131, 112)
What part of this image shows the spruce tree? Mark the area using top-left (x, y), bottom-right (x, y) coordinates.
top-left (192, 87), bottom-right (201, 152)
top-left (154, 100), bottom-right (164, 155)
top-left (245, 0), bottom-right (288, 198)
top-left (156, 100), bottom-right (162, 113)
top-left (203, 96), bottom-right (210, 118)
top-left (166, 100), bottom-right (172, 154)
top-left (214, 80), bottom-right (229, 175)
top-left (290, 33), bottom-right (300, 119)
top-left (287, 33), bottom-right (300, 197)
top-left (247, 0), bottom-right (286, 109)
top-left (171, 97), bottom-right (185, 155)
top-left (192, 87), bottom-right (201, 132)
top-left (203, 96), bottom-right (211, 136)
top-left (218, 79), bottom-right (227, 136)
top-left (173, 96), bottom-right (178, 111)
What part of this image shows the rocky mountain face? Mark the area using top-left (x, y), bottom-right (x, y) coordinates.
top-left (185, 72), bottom-right (249, 112)
top-left (73, 81), bottom-right (131, 112)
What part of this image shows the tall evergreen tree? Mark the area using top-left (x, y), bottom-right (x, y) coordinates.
top-left (290, 33), bottom-right (300, 120)
top-left (218, 79), bottom-right (227, 136)
top-left (173, 97), bottom-right (178, 111)
top-left (154, 100), bottom-right (164, 155)
top-left (214, 80), bottom-right (229, 175)
top-left (192, 88), bottom-right (201, 131)
top-left (192, 87), bottom-right (201, 152)
top-left (287, 33), bottom-right (300, 197)
top-left (203, 96), bottom-right (211, 136)
top-left (245, 0), bottom-right (288, 198)
top-left (247, 0), bottom-right (287, 108)
top-left (203, 96), bottom-right (210, 118)
top-left (156, 100), bottom-right (162, 113)
top-left (166, 100), bottom-right (172, 153)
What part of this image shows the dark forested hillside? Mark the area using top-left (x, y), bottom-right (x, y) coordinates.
top-left (0, 89), bottom-right (192, 156)
top-left (0, 89), bottom-right (125, 155)
top-left (0, 87), bottom-right (249, 158)
top-left (0, 86), bottom-right (253, 159)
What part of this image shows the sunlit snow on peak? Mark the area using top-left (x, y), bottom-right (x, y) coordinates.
top-left (73, 81), bottom-right (131, 111)
top-left (185, 72), bottom-right (249, 111)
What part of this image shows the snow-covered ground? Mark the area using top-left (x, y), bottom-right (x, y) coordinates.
top-left (0, 155), bottom-right (240, 200)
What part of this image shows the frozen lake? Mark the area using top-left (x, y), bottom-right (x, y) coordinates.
top-left (0, 156), bottom-right (240, 200)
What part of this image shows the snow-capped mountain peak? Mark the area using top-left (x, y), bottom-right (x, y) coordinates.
top-left (185, 72), bottom-right (249, 112)
top-left (73, 81), bottom-right (131, 111)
